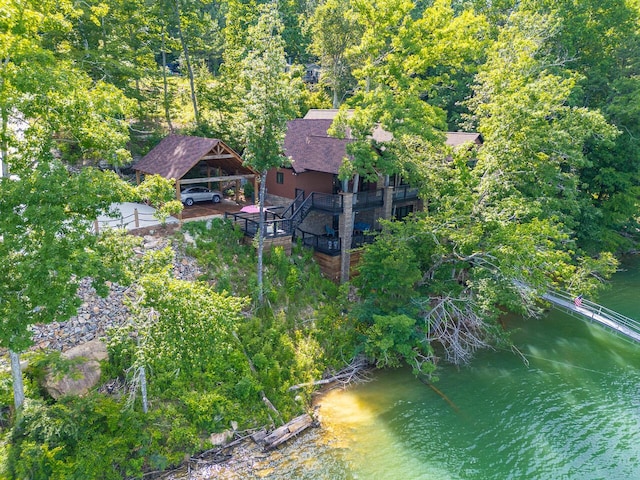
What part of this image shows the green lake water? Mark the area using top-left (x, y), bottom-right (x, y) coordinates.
top-left (265, 255), bottom-right (640, 479)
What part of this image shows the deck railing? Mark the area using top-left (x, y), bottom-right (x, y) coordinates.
top-left (277, 191), bottom-right (306, 219)
top-left (224, 212), bottom-right (292, 238)
top-left (295, 229), bottom-right (341, 255)
top-left (309, 192), bottom-right (343, 213)
top-left (295, 228), bottom-right (377, 254)
top-left (392, 185), bottom-right (419, 202)
top-left (354, 189), bottom-right (384, 209)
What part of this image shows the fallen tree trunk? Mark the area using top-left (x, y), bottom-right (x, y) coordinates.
top-left (261, 413), bottom-right (316, 451)
top-left (288, 355), bottom-right (371, 392)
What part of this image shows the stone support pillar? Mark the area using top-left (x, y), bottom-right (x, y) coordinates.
top-left (382, 186), bottom-right (394, 222)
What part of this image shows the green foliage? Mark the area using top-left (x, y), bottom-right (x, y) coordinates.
top-left (308, 0), bottom-right (361, 107)
top-left (134, 174), bottom-right (184, 224)
top-left (364, 314), bottom-right (419, 369)
top-left (181, 219), bottom-right (254, 294)
top-left (112, 270), bottom-right (249, 393)
top-left (240, 3), bottom-right (301, 174)
top-left (175, 219), bottom-right (357, 421)
top-left (330, 0), bottom-right (488, 185)
top-left (0, 163), bottom-right (138, 354)
top-left (354, 225), bottom-right (422, 313)
top-left (0, 371), bottom-right (13, 412)
top-left (242, 181), bottom-right (255, 200)
top-left (7, 396), bottom-right (151, 479)
top-left (4, 0), bottom-right (639, 476)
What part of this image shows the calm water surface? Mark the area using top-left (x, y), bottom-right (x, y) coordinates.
top-left (256, 256), bottom-right (640, 479)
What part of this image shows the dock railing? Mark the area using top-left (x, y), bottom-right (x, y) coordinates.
top-left (542, 288), bottom-right (640, 342)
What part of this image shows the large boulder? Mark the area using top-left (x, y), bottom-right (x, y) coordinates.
top-left (43, 340), bottom-right (109, 400)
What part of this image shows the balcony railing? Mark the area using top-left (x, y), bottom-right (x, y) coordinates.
top-left (354, 189), bottom-right (384, 209)
top-left (309, 192), bottom-right (343, 213)
top-left (295, 227), bottom-right (377, 255)
top-left (392, 185), bottom-right (419, 202)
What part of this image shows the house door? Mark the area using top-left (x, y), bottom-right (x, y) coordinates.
top-left (295, 188), bottom-right (305, 199)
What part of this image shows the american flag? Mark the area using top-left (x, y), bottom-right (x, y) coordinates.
top-left (574, 295), bottom-right (583, 307)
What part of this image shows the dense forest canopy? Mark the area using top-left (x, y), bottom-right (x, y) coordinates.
top-left (1, 0), bottom-right (640, 476)
top-left (3, 0), bottom-right (637, 248)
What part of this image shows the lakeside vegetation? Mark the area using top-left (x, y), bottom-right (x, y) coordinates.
top-left (2, 220), bottom-right (357, 477)
top-left (1, 0), bottom-right (639, 477)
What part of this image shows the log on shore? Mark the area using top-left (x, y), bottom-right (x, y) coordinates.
top-left (261, 413), bottom-right (316, 451)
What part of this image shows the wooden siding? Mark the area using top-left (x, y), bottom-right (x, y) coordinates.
top-left (313, 248), bottom-right (364, 283)
top-left (265, 168), bottom-right (335, 199)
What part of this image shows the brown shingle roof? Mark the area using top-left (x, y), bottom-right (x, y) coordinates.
top-left (285, 114), bottom-right (481, 175)
top-left (445, 132), bottom-right (483, 147)
top-left (284, 119), bottom-right (349, 174)
top-left (134, 135), bottom-right (254, 180)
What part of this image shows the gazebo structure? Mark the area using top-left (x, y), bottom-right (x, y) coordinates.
top-left (133, 134), bottom-right (258, 203)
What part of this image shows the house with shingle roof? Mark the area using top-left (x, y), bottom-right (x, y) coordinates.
top-left (134, 134), bottom-right (258, 203)
top-left (265, 110), bottom-right (481, 210)
top-left (250, 110), bottom-right (481, 282)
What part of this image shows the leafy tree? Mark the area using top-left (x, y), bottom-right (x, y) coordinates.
top-left (331, 0), bottom-right (488, 186)
top-left (0, 166), bottom-right (139, 410)
top-left (164, 0), bottom-right (229, 125)
top-left (0, 1), bottom-right (134, 171)
top-left (467, 10), bottom-right (619, 230)
top-left (134, 174), bottom-right (184, 224)
top-left (308, 0), bottom-right (361, 107)
top-left (69, 0), bottom-right (158, 108)
top-left (111, 270), bottom-right (248, 416)
top-left (524, 0), bottom-right (640, 253)
top-left (0, 0), bottom-right (137, 410)
top-left (239, 3), bottom-right (301, 302)
top-left (353, 10), bottom-right (620, 374)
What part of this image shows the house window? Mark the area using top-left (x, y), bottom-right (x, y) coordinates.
top-left (276, 172), bottom-right (284, 184)
top-left (395, 204), bottom-right (414, 220)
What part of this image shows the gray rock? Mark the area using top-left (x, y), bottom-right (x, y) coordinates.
top-left (43, 340), bottom-right (109, 399)
top-left (44, 359), bottom-right (102, 400)
top-left (63, 339), bottom-right (109, 362)
top-left (210, 430), bottom-right (234, 446)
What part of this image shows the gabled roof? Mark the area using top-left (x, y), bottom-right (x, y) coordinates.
top-left (134, 134), bottom-right (254, 180)
top-left (286, 112), bottom-right (482, 175)
top-left (284, 119), bottom-right (349, 174)
top-left (444, 132), bottom-right (483, 147)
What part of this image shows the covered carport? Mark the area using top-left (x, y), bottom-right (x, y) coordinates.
top-left (133, 134), bottom-right (258, 203)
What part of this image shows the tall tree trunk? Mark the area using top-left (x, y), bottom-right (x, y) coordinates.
top-left (332, 57), bottom-right (340, 108)
top-left (10, 350), bottom-right (24, 410)
top-left (172, 0), bottom-right (199, 125)
top-left (1, 69), bottom-right (9, 177)
top-left (139, 365), bottom-right (148, 414)
top-left (161, 27), bottom-right (175, 133)
top-left (1, 107), bottom-right (8, 177)
top-left (257, 171), bottom-right (267, 303)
